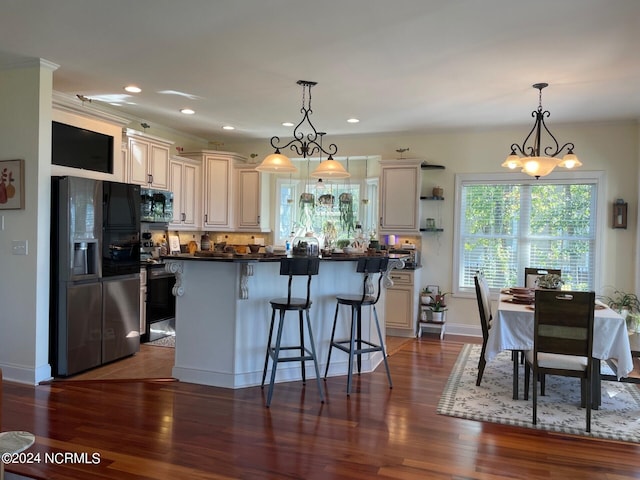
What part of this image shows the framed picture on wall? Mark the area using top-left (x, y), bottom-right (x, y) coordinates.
top-left (0, 159), bottom-right (25, 210)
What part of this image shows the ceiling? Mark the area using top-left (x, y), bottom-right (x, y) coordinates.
top-left (1, 0), bottom-right (639, 144)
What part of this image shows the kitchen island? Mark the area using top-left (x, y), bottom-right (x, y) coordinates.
top-left (163, 254), bottom-right (406, 389)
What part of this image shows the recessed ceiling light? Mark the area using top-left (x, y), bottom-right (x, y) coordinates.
top-left (282, 122), bottom-right (294, 127)
top-left (180, 108), bottom-right (195, 115)
top-left (347, 118), bottom-right (360, 123)
top-left (124, 85), bottom-right (141, 93)
top-left (222, 125), bottom-right (235, 130)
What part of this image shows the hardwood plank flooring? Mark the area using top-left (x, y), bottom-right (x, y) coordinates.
top-left (2, 335), bottom-right (640, 479)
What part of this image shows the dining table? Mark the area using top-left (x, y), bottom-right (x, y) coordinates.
top-left (486, 291), bottom-right (634, 408)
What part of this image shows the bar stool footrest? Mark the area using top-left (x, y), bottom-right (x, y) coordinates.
top-left (330, 339), bottom-right (384, 355)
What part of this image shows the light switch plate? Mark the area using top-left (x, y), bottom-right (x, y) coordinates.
top-left (11, 240), bottom-right (28, 255)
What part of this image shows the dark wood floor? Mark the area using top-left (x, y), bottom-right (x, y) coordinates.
top-left (3, 335), bottom-right (640, 480)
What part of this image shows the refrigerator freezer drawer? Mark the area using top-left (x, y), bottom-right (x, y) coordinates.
top-left (102, 275), bottom-right (141, 363)
top-left (63, 282), bottom-right (103, 376)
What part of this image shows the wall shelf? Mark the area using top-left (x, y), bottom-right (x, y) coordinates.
top-left (420, 196), bottom-right (444, 200)
top-left (420, 162), bottom-right (445, 170)
top-left (420, 228), bottom-right (444, 232)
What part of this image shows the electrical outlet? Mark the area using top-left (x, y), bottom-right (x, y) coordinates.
top-left (12, 240), bottom-right (28, 255)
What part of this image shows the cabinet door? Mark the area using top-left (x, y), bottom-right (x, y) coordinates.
top-left (149, 144), bottom-right (169, 189)
top-left (236, 168), bottom-right (260, 230)
top-left (203, 156), bottom-right (231, 229)
top-left (128, 137), bottom-right (150, 186)
top-left (384, 286), bottom-right (414, 330)
top-left (169, 160), bottom-right (184, 225)
top-left (379, 163), bottom-right (420, 233)
top-left (182, 161), bottom-right (201, 228)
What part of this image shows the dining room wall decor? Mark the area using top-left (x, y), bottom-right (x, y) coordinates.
top-left (0, 159), bottom-right (25, 210)
top-left (613, 198), bottom-right (628, 229)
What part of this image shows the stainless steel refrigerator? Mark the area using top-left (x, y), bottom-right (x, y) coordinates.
top-left (50, 176), bottom-right (141, 376)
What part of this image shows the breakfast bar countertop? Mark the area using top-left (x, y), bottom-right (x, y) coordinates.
top-left (163, 252), bottom-right (410, 263)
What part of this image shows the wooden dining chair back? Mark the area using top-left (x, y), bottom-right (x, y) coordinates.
top-left (474, 273), bottom-right (492, 386)
top-left (524, 289), bottom-right (595, 432)
top-left (524, 268), bottom-right (561, 288)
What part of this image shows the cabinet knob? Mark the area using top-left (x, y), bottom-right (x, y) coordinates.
top-left (148, 174), bottom-right (153, 184)
top-left (181, 212), bottom-right (186, 222)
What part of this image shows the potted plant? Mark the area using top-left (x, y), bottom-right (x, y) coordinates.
top-left (600, 289), bottom-right (640, 319)
top-left (422, 290), bottom-right (450, 323)
top-left (535, 273), bottom-right (564, 289)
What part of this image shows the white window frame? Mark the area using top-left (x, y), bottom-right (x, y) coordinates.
top-left (452, 171), bottom-right (606, 297)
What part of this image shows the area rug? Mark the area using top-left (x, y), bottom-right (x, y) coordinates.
top-left (145, 335), bottom-right (175, 348)
top-left (437, 344), bottom-right (640, 442)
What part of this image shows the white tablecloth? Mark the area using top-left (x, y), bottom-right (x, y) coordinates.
top-left (485, 294), bottom-right (634, 380)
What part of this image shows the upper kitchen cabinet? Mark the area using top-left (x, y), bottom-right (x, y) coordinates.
top-left (378, 159), bottom-right (421, 234)
top-left (235, 166), bottom-right (262, 231)
top-left (180, 150), bottom-right (247, 231)
top-left (169, 155), bottom-right (202, 230)
top-left (124, 129), bottom-right (173, 190)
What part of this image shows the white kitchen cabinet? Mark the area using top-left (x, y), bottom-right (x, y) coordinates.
top-left (169, 155), bottom-right (202, 230)
top-left (180, 150), bottom-right (247, 230)
top-left (235, 167), bottom-right (261, 230)
top-left (384, 269), bottom-right (421, 337)
top-left (125, 129), bottom-right (173, 190)
top-left (378, 159), bottom-right (421, 234)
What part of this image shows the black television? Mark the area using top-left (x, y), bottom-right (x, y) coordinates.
top-left (52, 121), bottom-right (114, 174)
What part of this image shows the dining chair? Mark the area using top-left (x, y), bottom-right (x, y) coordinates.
top-left (475, 274), bottom-right (522, 396)
top-left (474, 273), bottom-right (492, 386)
top-left (523, 290), bottom-right (595, 432)
top-left (524, 268), bottom-right (561, 288)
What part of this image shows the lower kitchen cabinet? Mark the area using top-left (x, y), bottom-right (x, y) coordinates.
top-left (384, 269), bottom-right (421, 337)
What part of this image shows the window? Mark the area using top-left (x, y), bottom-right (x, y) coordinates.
top-left (453, 172), bottom-right (604, 294)
top-left (274, 178), bottom-right (363, 246)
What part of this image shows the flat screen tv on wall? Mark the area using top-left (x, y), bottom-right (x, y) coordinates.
top-left (52, 121), bottom-right (114, 174)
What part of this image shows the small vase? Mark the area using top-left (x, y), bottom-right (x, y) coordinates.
top-left (431, 311), bottom-right (445, 323)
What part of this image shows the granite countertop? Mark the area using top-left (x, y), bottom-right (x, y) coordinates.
top-left (162, 252), bottom-right (411, 263)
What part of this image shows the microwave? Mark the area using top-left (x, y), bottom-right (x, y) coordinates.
top-left (141, 188), bottom-right (174, 223)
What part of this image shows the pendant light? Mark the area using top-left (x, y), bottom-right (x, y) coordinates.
top-left (502, 83), bottom-right (582, 179)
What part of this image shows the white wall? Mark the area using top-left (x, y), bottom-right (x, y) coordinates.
top-left (0, 60), bottom-right (56, 383)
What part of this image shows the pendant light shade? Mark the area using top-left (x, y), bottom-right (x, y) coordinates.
top-left (310, 156), bottom-right (350, 178)
top-left (255, 150), bottom-right (297, 173)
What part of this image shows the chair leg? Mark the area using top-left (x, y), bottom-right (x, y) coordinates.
top-left (356, 306), bottom-right (363, 375)
top-left (324, 302), bottom-right (340, 379)
top-left (512, 350), bottom-right (519, 400)
top-left (524, 362), bottom-right (530, 401)
top-left (346, 305), bottom-right (357, 396)
top-left (585, 376), bottom-right (591, 433)
top-left (261, 308), bottom-right (277, 388)
top-left (265, 310), bottom-right (286, 407)
top-left (304, 309), bottom-right (325, 403)
top-left (476, 342), bottom-right (487, 386)
top-left (532, 365), bottom-right (538, 425)
top-left (299, 310), bottom-right (306, 384)
top-left (373, 305), bottom-right (393, 389)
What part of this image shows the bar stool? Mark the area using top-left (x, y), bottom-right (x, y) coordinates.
top-left (324, 257), bottom-right (392, 395)
top-left (261, 257), bottom-right (325, 407)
